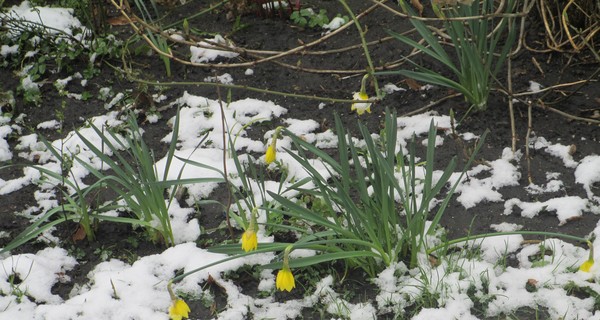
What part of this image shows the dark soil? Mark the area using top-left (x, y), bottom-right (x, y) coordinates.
top-left (0, 0), bottom-right (599, 319)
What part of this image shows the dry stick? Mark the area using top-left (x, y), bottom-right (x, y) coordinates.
top-left (248, 39), bottom-right (425, 75)
top-left (561, 0), bottom-right (600, 51)
top-left (534, 101), bottom-right (600, 124)
top-left (506, 4), bottom-right (520, 153)
top-left (537, 0), bottom-right (599, 52)
top-left (129, 76), bottom-right (380, 105)
top-left (507, 58), bottom-right (517, 153)
top-left (500, 80), bottom-right (600, 124)
top-left (369, 0), bottom-right (528, 21)
top-left (111, 0), bottom-right (422, 76)
top-left (510, 0), bottom-right (536, 56)
top-left (525, 101), bottom-right (533, 185)
top-left (510, 79), bottom-right (590, 97)
top-left (214, 80), bottom-right (234, 238)
top-left (533, 59), bottom-right (600, 106)
top-left (109, 0), bottom-right (385, 69)
top-left (398, 93), bottom-right (462, 117)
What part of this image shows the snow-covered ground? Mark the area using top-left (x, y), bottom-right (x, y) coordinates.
top-left (1, 2), bottom-right (600, 320)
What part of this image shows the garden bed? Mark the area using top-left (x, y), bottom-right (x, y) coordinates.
top-left (0, 0), bottom-right (599, 319)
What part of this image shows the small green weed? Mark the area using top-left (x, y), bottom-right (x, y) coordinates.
top-left (291, 8), bottom-right (330, 28)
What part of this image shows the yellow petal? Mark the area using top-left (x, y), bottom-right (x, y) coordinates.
top-left (580, 259), bottom-right (594, 272)
top-left (351, 92), bottom-right (372, 116)
top-left (276, 268), bottom-right (295, 292)
top-left (265, 144), bottom-right (276, 164)
top-left (241, 230), bottom-right (258, 252)
top-left (169, 299), bottom-right (190, 320)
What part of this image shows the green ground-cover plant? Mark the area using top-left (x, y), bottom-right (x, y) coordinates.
top-left (380, 0), bottom-right (518, 111)
top-left (0, 111), bottom-right (223, 253)
top-left (0, 7), bottom-right (123, 105)
top-left (290, 7), bottom-right (349, 29)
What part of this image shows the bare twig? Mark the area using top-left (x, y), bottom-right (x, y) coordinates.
top-left (525, 101), bottom-right (533, 185)
top-left (507, 58), bottom-right (517, 152)
top-left (398, 92), bottom-right (463, 117)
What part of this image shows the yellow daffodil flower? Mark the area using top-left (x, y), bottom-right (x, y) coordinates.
top-left (351, 91), bottom-right (372, 115)
top-left (276, 267), bottom-right (295, 292)
top-left (276, 245), bottom-right (295, 292)
top-left (167, 281), bottom-right (190, 320)
top-left (265, 126), bottom-right (284, 164)
top-left (351, 74), bottom-right (373, 116)
top-left (580, 241), bottom-right (595, 272)
top-left (241, 229), bottom-right (258, 252)
top-left (169, 299), bottom-right (191, 320)
top-left (241, 208), bottom-right (259, 252)
top-left (265, 143), bottom-right (276, 164)
top-left (580, 259), bottom-right (594, 272)
top-left (579, 241), bottom-right (595, 273)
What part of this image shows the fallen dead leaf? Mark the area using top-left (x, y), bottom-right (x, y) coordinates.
top-left (72, 224), bottom-right (87, 242)
top-left (107, 16), bottom-right (131, 26)
top-left (404, 78), bottom-right (421, 90)
top-left (410, 0), bottom-right (424, 16)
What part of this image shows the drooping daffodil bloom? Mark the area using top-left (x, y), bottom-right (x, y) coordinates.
top-left (351, 91), bottom-right (371, 115)
top-left (241, 208), bottom-right (259, 252)
top-left (265, 143), bottom-right (276, 164)
top-left (351, 73), bottom-right (373, 116)
top-left (276, 245), bottom-right (296, 292)
top-left (580, 241), bottom-right (595, 273)
top-left (241, 229), bottom-right (258, 252)
top-left (169, 299), bottom-right (191, 320)
top-left (276, 267), bottom-right (296, 292)
top-left (167, 281), bottom-right (190, 320)
top-left (580, 259), bottom-right (594, 272)
top-left (265, 126), bottom-right (284, 164)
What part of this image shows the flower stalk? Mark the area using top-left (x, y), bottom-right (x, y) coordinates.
top-left (167, 281), bottom-right (190, 320)
top-left (338, 0), bottom-right (381, 98)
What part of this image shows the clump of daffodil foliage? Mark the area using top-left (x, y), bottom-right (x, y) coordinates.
top-left (169, 110), bottom-right (596, 298)
top-left (208, 110), bottom-right (486, 281)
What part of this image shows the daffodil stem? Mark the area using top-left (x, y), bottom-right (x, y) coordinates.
top-left (272, 126), bottom-right (284, 142)
top-left (338, 0), bottom-right (381, 98)
top-left (360, 74), bottom-right (369, 94)
top-left (248, 208), bottom-right (258, 232)
top-left (588, 241), bottom-right (594, 262)
top-left (167, 281), bottom-right (177, 301)
top-left (283, 245), bottom-right (293, 268)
